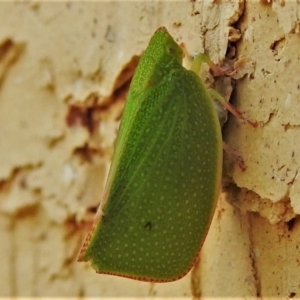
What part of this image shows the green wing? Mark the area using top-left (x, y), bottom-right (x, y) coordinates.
top-left (82, 66), bottom-right (222, 282)
top-left (102, 27), bottom-right (184, 196)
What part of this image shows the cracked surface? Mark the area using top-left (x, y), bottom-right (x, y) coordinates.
top-left (224, 2), bottom-right (300, 222)
top-left (1, 1), bottom-right (237, 297)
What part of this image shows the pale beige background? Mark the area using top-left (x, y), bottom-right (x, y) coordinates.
top-left (0, 1), bottom-right (300, 298)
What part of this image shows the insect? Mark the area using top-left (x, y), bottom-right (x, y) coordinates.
top-left (78, 27), bottom-right (229, 282)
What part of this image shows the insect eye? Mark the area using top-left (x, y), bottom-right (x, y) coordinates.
top-left (166, 44), bottom-right (176, 54)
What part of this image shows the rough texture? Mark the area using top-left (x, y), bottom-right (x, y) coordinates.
top-left (220, 1), bottom-right (300, 298)
top-left (225, 1), bottom-right (300, 222)
top-left (0, 0), bottom-right (300, 298)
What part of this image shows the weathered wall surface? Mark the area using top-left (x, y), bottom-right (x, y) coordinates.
top-left (0, 1), bottom-right (299, 298)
